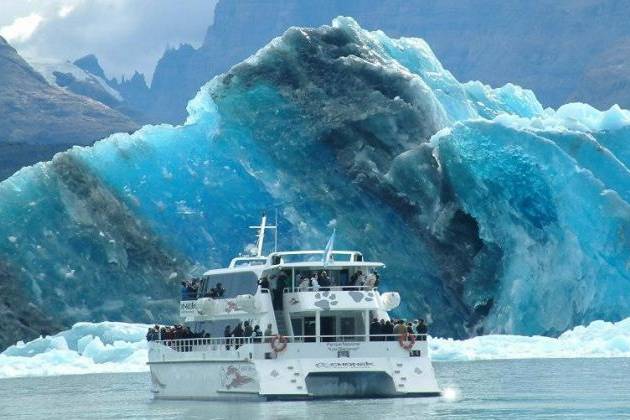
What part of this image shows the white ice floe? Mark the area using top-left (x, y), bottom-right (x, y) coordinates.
top-left (1, 318), bottom-right (630, 379)
top-left (431, 317), bottom-right (630, 361)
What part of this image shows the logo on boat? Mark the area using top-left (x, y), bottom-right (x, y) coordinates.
top-left (225, 300), bottom-right (239, 313)
top-left (325, 342), bottom-right (360, 353)
top-left (180, 301), bottom-right (197, 312)
top-left (314, 361), bottom-right (375, 369)
top-left (222, 365), bottom-right (255, 389)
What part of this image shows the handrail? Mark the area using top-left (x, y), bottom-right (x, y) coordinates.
top-left (283, 286), bottom-right (376, 293)
top-left (151, 334), bottom-right (428, 352)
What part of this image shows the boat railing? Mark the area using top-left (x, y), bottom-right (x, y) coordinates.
top-left (288, 334), bottom-right (427, 343)
top-left (282, 286), bottom-right (376, 293)
top-left (152, 334), bottom-right (427, 352)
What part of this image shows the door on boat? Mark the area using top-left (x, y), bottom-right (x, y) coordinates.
top-left (321, 316), bottom-right (336, 342)
top-left (304, 316), bottom-right (316, 342)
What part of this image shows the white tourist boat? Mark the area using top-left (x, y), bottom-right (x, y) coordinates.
top-left (148, 214), bottom-right (441, 400)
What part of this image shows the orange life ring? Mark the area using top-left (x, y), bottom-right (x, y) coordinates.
top-left (399, 332), bottom-right (416, 350)
top-left (270, 334), bottom-right (288, 353)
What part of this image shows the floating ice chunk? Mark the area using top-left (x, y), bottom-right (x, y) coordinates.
top-left (431, 318), bottom-right (630, 361)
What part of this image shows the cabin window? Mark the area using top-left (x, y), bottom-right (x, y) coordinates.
top-left (200, 271), bottom-right (258, 298)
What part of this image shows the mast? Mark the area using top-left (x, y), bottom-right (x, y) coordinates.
top-left (249, 212), bottom-right (276, 257)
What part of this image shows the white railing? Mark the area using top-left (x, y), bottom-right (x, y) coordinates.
top-left (283, 286), bottom-right (376, 293)
top-left (151, 334), bottom-right (427, 352)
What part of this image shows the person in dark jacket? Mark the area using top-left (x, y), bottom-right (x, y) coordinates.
top-left (384, 320), bottom-right (394, 341)
top-left (416, 319), bottom-right (428, 339)
top-left (253, 325), bottom-right (263, 342)
top-left (259, 277), bottom-right (270, 292)
top-left (369, 318), bottom-right (380, 341)
top-left (232, 322), bottom-right (244, 349)
top-left (224, 325), bottom-right (232, 350)
top-left (243, 321), bottom-right (253, 340)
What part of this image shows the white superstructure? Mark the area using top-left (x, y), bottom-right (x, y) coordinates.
top-left (148, 215), bottom-right (441, 400)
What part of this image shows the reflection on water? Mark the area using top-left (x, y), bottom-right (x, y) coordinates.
top-left (1, 358), bottom-right (629, 419)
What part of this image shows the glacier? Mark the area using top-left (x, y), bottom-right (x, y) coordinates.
top-left (0, 17), bottom-right (628, 346)
top-left (1, 319), bottom-right (629, 379)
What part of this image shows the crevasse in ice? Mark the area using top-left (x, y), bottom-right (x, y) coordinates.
top-left (0, 17), bottom-right (628, 339)
top-left (2, 319), bottom-right (629, 379)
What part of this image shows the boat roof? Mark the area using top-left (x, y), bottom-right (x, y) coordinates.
top-left (201, 249), bottom-right (384, 276)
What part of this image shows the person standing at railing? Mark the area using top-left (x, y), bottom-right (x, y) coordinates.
top-left (264, 324), bottom-right (273, 343)
top-left (319, 271), bottom-right (331, 290)
top-left (369, 318), bottom-right (380, 341)
top-left (224, 325), bottom-right (232, 350)
top-left (416, 319), bottom-right (428, 340)
top-left (258, 277), bottom-right (270, 292)
top-left (232, 322), bottom-right (244, 349)
top-left (252, 325), bottom-right (262, 342)
top-left (243, 321), bottom-right (253, 340)
top-left (298, 276), bottom-right (309, 291)
top-left (384, 320), bottom-right (394, 341)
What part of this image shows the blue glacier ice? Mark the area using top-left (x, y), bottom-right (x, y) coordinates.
top-left (0, 17), bottom-right (628, 344)
top-left (2, 318), bottom-right (629, 379)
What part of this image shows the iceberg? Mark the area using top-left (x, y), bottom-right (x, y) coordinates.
top-left (0, 17), bottom-right (628, 343)
top-left (2, 319), bottom-right (629, 379)
top-left (0, 322), bottom-right (150, 378)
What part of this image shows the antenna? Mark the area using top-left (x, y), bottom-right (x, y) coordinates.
top-left (249, 212), bottom-right (276, 257)
top-left (274, 208), bottom-right (278, 252)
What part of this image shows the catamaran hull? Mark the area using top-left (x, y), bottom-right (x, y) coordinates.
top-left (149, 356), bottom-right (440, 400)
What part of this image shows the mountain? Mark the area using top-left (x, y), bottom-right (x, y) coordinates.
top-left (0, 18), bottom-right (627, 350)
top-left (141, 0), bottom-right (630, 124)
top-left (0, 37), bottom-right (138, 181)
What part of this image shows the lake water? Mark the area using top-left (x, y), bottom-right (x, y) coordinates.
top-left (1, 358), bottom-right (629, 419)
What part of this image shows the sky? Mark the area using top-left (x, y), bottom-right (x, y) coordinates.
top-left (0, 0), bottom-right (217, 83)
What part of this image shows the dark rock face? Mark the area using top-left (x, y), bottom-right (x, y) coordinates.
top-left (142, 0), bottom-right (630, 124)
top-left (0, 37), bottom-right (138, 180)
top-left (74, 54), bottom-right (107, 80)
top-left (0, 153), bottom-right (188, 350)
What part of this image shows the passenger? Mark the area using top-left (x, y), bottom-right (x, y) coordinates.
top-left (180, 281), bottom-right (189, 300)
top-left (357, 271), bottom-right (366, 288)
top-left (310, 276), bottom-right (320, 291)
top-left (146, 327), bottom-right (155, 342)
top-left (416, 318), bottom-right (428, 339)
top-left (232, 322), bottom-right (244, 349)
top-left (259, 277), bottom-right (270, 292)
top-left (224, 325), bottom-right (232, 350)
top-left (253, 325), bottom-right (262, 342)
top-left (243, 321), bottom-right (253, 341)
top-left (318, 271), bottom-right (331, 290)
top-left (384, 320), bottom-right (394, 341)
top-left (373, 271), bottom-right (380, 288)
top-left (393, 320), bottom-right (405, 336)
top-left (379, 319), bottom-right (386, 341)
top-left (365, 271), bottom-right (377, 289)
top-left (215, 283), bottom-right (225, 298)
top-left (298, 276), bottom-right (310, 291)
top-left (369, 318), bottom-right (380, 341)
top-left (350, 271), bottom-right (359, 287)
top-left (406, 322), bottom-right (414, 335)
top-left (264, 324), bottom-right (273, 343)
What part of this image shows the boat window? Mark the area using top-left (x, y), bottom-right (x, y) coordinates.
top-left (232, 258), bottom-right (266, 267)
top-left (200, 271), bottom-right (258, 298)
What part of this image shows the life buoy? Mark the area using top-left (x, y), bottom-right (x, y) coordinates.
top-left (399, 332), bottom-right (416, 350)
top-left (270, 334), bottom-right (288, 353)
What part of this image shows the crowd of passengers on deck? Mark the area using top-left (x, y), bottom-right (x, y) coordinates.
top-left (369, 318), bottom-right (428, 341)
top-left (180, 279), bottom-right (225, 301)
top-left (145, 321), bottom-right (277, 350)
top-left (180, 269), bottom-right (380, 302)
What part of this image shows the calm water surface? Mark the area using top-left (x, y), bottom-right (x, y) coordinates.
top-left (1, 358), bottom-right (629, 419)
